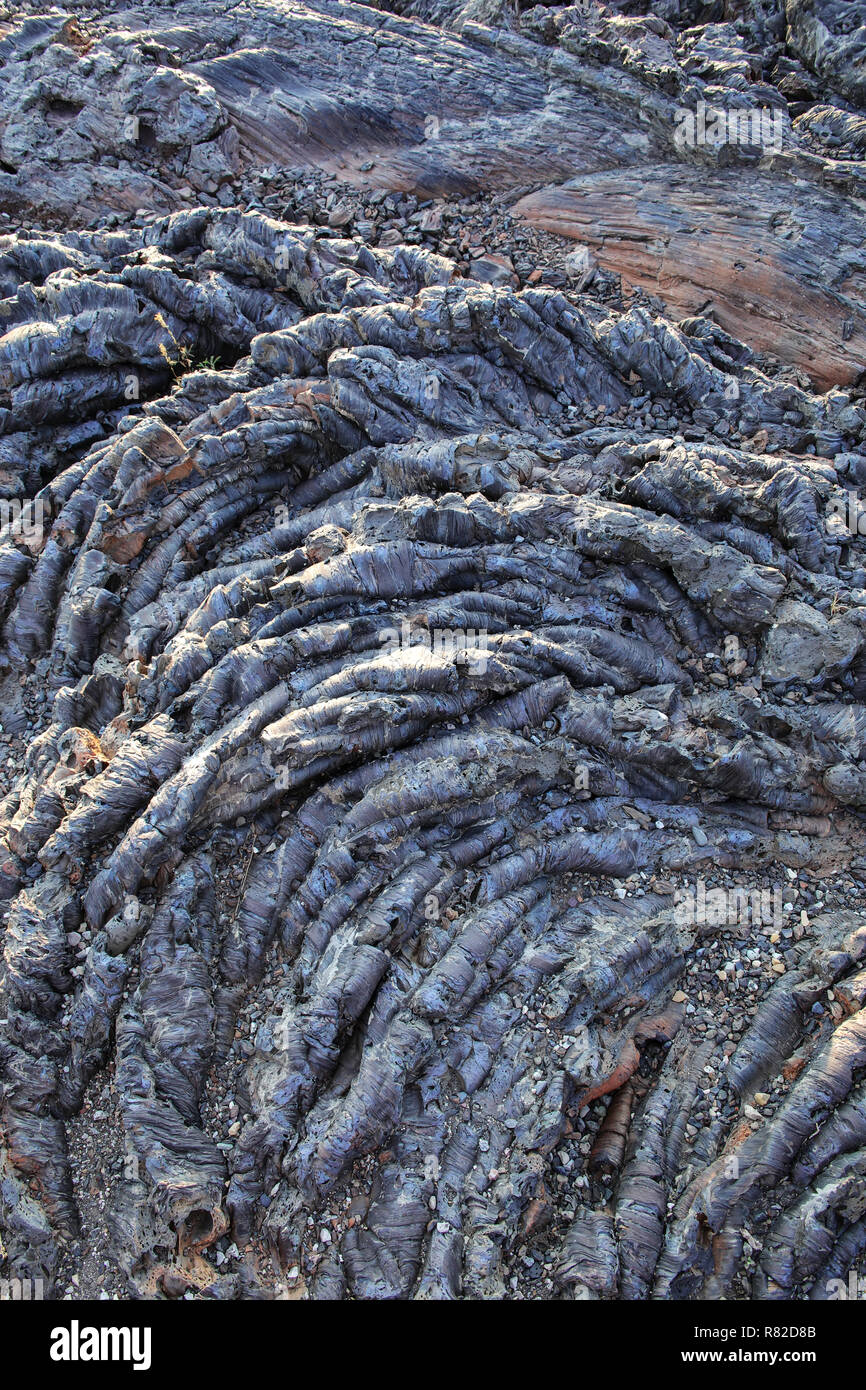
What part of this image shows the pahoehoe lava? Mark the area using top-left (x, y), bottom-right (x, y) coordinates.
top-left (2, 0), bottom-right (866, 1302)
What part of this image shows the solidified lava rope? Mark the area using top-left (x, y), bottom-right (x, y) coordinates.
top-left (1, 0), bottom-right (866, 1301)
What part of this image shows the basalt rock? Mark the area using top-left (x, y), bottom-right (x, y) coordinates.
top-left (1, 0), bottom-right (866, 1305)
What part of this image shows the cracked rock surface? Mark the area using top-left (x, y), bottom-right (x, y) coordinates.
top-left (1, 0), bottom-right (866, 1302)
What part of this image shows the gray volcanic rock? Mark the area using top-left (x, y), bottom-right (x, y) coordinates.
top-left (787, 0), bottom-right (866, 106)
top-left (760, 598), bottom-right (864, 685)
top-left (1, 0), bottom-right (866, 1308)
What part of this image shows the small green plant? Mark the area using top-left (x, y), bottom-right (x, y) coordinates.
top-left (155, 314), bottom-right (221, 379)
